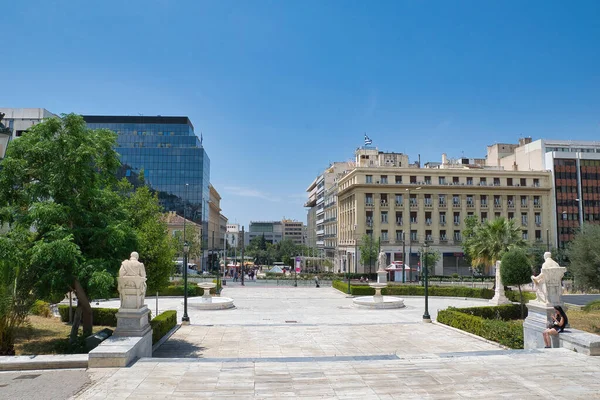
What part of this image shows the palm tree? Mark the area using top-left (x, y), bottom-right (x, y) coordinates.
top-left (464, 217), bottom-right (526, 274)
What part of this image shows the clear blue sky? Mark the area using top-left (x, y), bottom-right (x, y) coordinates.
top-left (2, 1), bottom-right (599, 228)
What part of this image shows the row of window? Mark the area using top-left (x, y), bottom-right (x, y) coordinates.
top-left (370, 229), bottom-right (543, 242)
top-left (365, 175), bottom-right (541, 187)
top-left (365, 194), bottom-right (542, 207)
top-left (366, 211), bottom-right (542, 226)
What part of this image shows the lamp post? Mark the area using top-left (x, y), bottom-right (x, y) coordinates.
top-left (181, 183), bottom-right (190, 325)
top-left (423, 241), bottom-right (431, 323)
top-left (240, 226), bottom-right (245, 286)
top-left (406, 187), bottom-right (422, 282)
top-left (182, 241), bottom-right (190, 324)
top-left (402, 232), bottom-right (406, 283)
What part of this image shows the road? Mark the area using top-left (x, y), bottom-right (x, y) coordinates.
top-left (0, 369), bottom-right (91, 400)
top-left (563, 294), bottom-right (600, 306)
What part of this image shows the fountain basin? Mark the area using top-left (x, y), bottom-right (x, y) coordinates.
top-left (184, 296), bottom-right (235, 310)
top-left (353, 296), bottom-right (405, 309)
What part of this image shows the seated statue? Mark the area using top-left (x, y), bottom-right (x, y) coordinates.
top-left (531, 252), bottom-right (560, 305)
top-left (531, 269), bottom-right (547, 304)
top-left (117, 252), bottom-right (147, 309)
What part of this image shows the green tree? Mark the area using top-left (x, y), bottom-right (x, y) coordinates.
top-left (419, 247), bottom-right (441, 276)
top-left (121, 183), bottom-right (176, 292)
top-left (500, 248), bottom-right (532, 317)
top-left (567, 224), bottom-right (600, 290)
top-left (464, 217), bottom-right (526, 274)
top-left (0, 114), bottom-right (139, 342)
top-left (359, 234), bottom-right (378, 274)
top-left (172, 224), bottom-right (202, 268)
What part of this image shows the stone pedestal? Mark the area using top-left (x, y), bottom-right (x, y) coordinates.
top-left (489, 260), bottom-right (510, 305)
top-left (524, 301), bottom-right (558, 349)
top-left (115, 306), bottom-right (151, 337)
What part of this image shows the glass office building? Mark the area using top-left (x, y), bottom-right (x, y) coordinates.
top-left (83, 115), bottom-right (210, 262)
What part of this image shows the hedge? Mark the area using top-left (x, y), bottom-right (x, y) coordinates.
top-left (150, 310), bottom-right (177, 345)
top-left (157, 285), bottom-right (215, 297)
top-left (332, 280), bottom-right (495, 299)
top-left (437, 309), bottom-right (524, 349)
top-left (30, 300), bottom-right (52, 318)
top-left (58, 305), bottom-right (119, 326)
top-left (445, 304), bottom-right (527, 321)
top-left (505, 290), bottom-right (536, 303)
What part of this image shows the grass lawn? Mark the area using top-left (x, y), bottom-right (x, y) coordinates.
top-left (14, 315), bottom-right (113, 355)
top-left (567, 309), bottom-right (600, 335)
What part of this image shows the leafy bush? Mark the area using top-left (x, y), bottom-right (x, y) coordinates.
top-left (58, 306), bottom-right (118, 326)
top-left (505, 290), bottom-right (535, 303)
top-left (446, 304), bottom-right (527, 321)
top-left (437, 309), bottom-right (524, 349)
top-left (332, 280), bottom-right (495, 299)
top-left (583, 299), bottom-right (600, 312)
top-left (150, 310), bottom-right (177, 345)
top-left (29, 300), bottom-right (52, 318)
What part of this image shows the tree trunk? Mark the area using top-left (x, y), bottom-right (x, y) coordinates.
top-left (71, 278), bottom-right (93, 341)
top-left (69, 306), bottom-right (82, 344)
top-left (518, 285), bottom-right (525, 319)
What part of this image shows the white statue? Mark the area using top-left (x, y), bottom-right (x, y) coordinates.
top-left (531, 252), bottom-right (566, 306)
top-left (117, 252), bottom-right (147, 309)
top-left (377, 251), bottom-right (387, 272)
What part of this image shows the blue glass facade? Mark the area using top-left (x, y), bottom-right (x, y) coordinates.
top-left (83, 116), bottom-right (210, 250)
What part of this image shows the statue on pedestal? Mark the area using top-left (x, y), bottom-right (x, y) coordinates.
top-left (377, 251), bottom-right (387, 272)
top-left (531, 252), bottom-right (566, 306)
top-left (117, 252), bottom-right (147, 310)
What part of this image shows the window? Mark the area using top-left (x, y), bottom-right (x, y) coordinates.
top-left (410, 230), bottom-right (417, 241)
top-left (410, 194), bottom-right (417, 206)
top-left (425, 212), bottom-right (432, 225)
top-left (535, 230), bottom-right (542, 241)
top-left (453, 195), bottom-right (460, 205)
top-left (440, 230), bottom-right (447, 241)
top-left (521, 196), bottom-right (528, 207)
top-left (520, 178), bottom-right (526, 186)
top-left (481, 212), bottom-right (487, 223)
top-left (439, 194), bottom-right (446, 206)
top-left (522, 230), bottom-right (528, 240)
top-left (521, 212), bottom-right (528, 225)
top-left (410, 176), bottom-right (417, 184)
top-left (396, 230), bottom-right (403, 241)
top-left (439, 212), bottom-right (446, 224)
top-left (425, 230), bottom-right (433, 242)
top-left (480, 195), bottom-right (488, 206)
top-left (381, 230), bottom-right (388, 241)
top-left (453, 177), bottom-right (459, 184)
top-left (466, 195), bottom-right (474, 206)
top-left (395, 175), bottom-right (402, 184)
top-left (454, 230), bottom-right (462, 242)
top-left (507, 178), bottom-right (513, 186)
top-left (508, 196), bottom-right (514, 207)
top-left (365, 194), bottom-right (373, 206)
top-left (410, 211), bottom-right (417, 224)
top-left (494, 195), bottom-right (501, 206)
top-left (453, 212), bottom-right (460, 225)
top-left (366, 175), bottom-right (373, 183)
top-left (466, 177), bottom-right (473, 185)
top-left (380, 194), bottom-right (388, 206)
top-left (508, 212), bottom-right (514, 221)
top-left (493, 177), bottom-right (500, 186)
top-left (439, 176), bottom-right (446, 185)
top-left (533, 178), bottom-right (540, 187)
top-left (396, 212), bottom-right (403, 225)
top-left (380, 175), bottom-right (388, 184)
top-left (535, 212), bottom-right (541, 226)
top-left (425, 176), bottom-right (432, 185)
top-left (495, 212), bottom-right (501, 218)
top-left (533, 196), bottom-right (541, 206)
top-left (381, 211), bottom-right (388, 223)
top-left (424, 194), bottom-right (432, 205)
top-left (395, 194), bottom-right (403, 206)
top-left (480, 177), bottom-right (487, 185)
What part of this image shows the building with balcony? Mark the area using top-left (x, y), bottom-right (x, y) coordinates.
top-left (208, 184), bottom-right (227, 250)
top-left (487, 138), bottom-right (600, 249)
top-left (337, 148), bottom-right (554, 276)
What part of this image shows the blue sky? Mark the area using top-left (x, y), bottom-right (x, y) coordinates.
top-left (2, 1), bottom-right (599, 228)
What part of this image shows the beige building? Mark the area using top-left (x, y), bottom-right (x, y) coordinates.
top-left (208, 184), bottom-right (227, 249)
top-left (336, 148), bottom-right (554, 276)
top-left (164, 211), bottom-right (202, 267)
top-left (282, 219), bottom-right (305, 245)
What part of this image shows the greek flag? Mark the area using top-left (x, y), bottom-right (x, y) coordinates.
top-left (364, 134), bottom-right (373, 146)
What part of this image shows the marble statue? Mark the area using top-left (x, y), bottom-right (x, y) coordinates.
top-left (378, 251), bottom-right (387, 272)
top-left (531, 252), bottom-right (566, 306)
top-left (117, 252), bottom-right (147, 309)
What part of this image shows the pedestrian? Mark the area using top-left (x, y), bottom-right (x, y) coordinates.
top-left (543, 305), bottom-right (568, 348)
top-left (314, 275), bottom-right (320, 288)
top-left (234, 271), bottom-right (238, 282)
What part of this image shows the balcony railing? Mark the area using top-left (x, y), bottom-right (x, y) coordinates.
top-left (494, 203), bottom-right (502, 209)
top-left (380, 201), bottom-right (389, 207)
top-left (453, 202), bottom-right (461, 208)
top-left (396, 220), bottom-right (403, 226)
top-left (424, 202), bottom-right (433, 208)
top-left (395, 202), bottom-right (403, 207)
top-left (440, 221), bottom-right (446, 226)
top-left (481, 203), bottom-right (488, 208)
top-left (439, 202), bottom-right (447, 208)
top-left (410, 202), bottom-right (418, 208)
top-left (534, 203), bottom-right (542, 208)
top-left (365, 202), bottom-right (374, 207)
top-left (466, 202), bottom-right (474, 208)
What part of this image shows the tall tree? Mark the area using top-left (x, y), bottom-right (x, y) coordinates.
top-left (359, 234), bottom-right (378, 274)
top-left (568, 223), bottom-right (600, 290)
top-left (0, 114), bottom-right (139, 342)
top-left (464, 217), bottom-right (526, 273)
top-left (500, 248), bottom-right (532, 317)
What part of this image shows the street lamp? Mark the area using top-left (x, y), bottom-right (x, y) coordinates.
top-left (406, 187), bottom-right (422, 281)
top-left (422, 241), bottom-right (431, 323)
top-left (182, 241), bottom-right (190, 325)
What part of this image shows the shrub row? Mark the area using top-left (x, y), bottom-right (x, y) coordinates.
top-left (150, 310), bottom-right (177, 345)
top-left (30, 300), bottom-right (52, 318)
top-left (505, 290), bottom-right (536, 303)
top-left (332, 281), bottom-right (495, 299)
top-left (429, 275), bottom-right (495, 282)
top-left (437, 309), bottom-right (524, 349)
top-left (58, 305), bottom-right (119, 326)
top-left (583, 299), bottom-right (600, 312)
top-left (445, 304), bottom-right (527, 321)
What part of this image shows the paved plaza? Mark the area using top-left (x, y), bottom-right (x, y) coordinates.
top-left (76, 287), bottom-right (600, 399)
